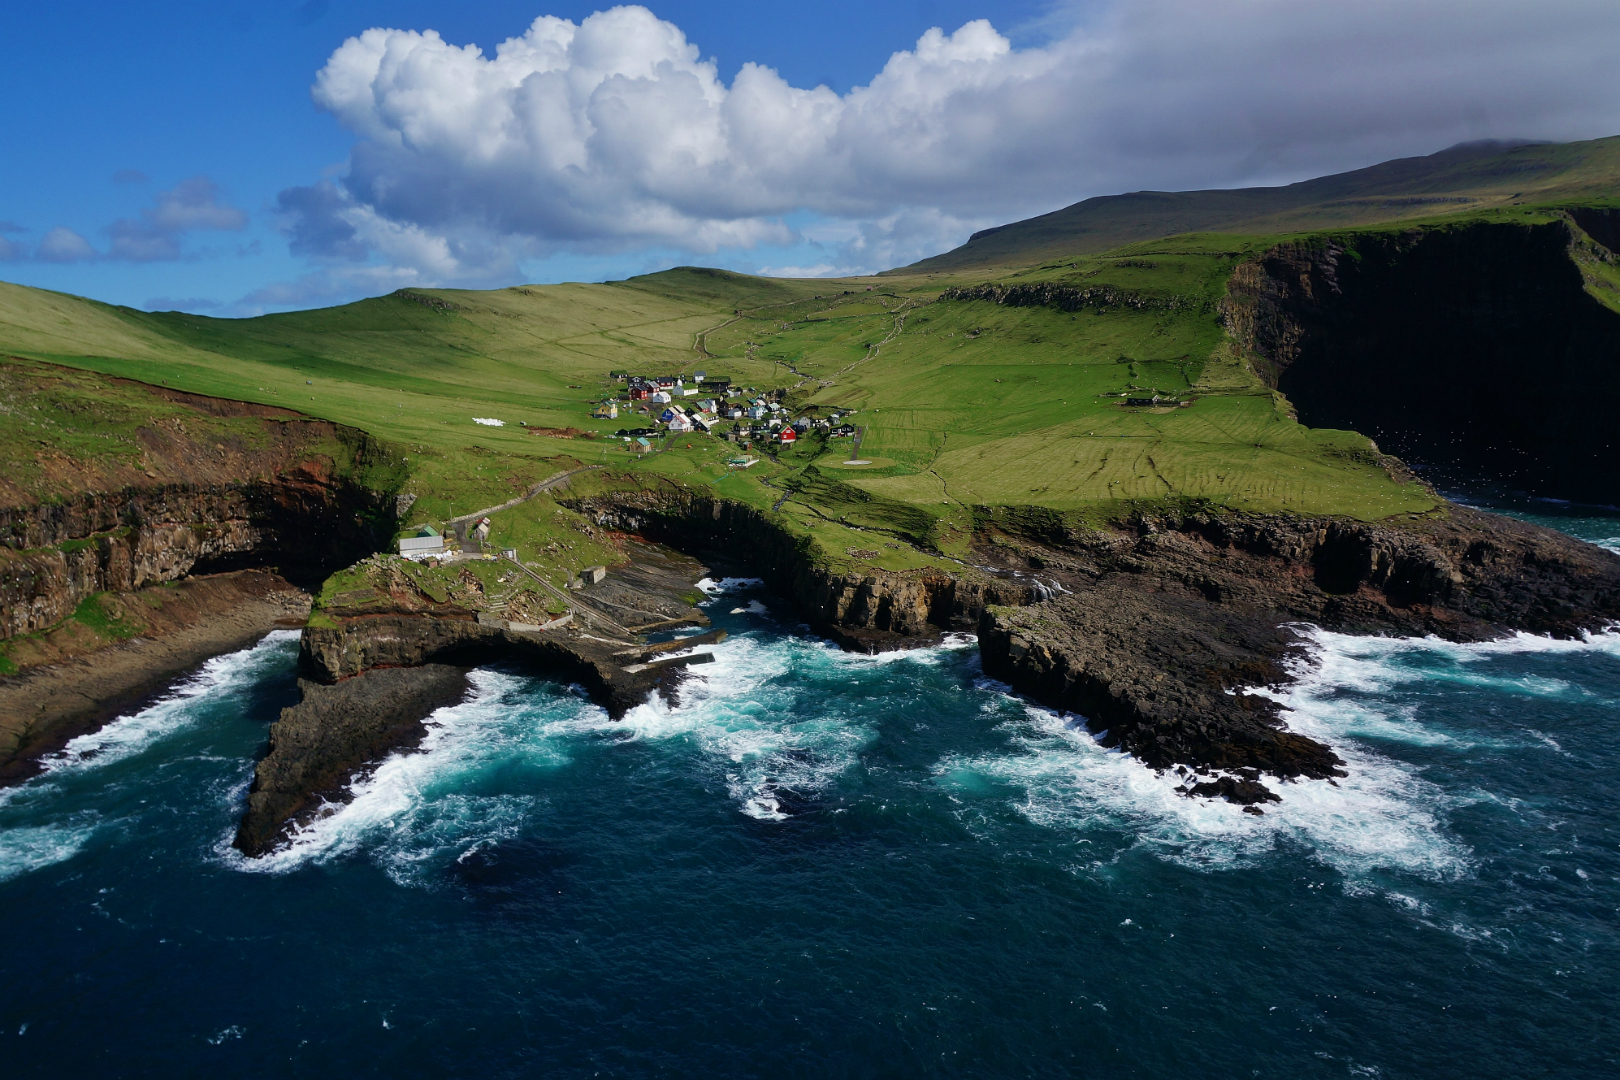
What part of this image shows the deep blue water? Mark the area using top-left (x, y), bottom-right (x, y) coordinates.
top-left (2, 545), bottom-right (1619, 1076)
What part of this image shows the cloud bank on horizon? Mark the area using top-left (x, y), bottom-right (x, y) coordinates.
top-left (7, 177), bottom-right (249, 267)
top-left (270, 0), bottom-right (1620, 291)
top-left (9, 0), bottom-right (1615, 309)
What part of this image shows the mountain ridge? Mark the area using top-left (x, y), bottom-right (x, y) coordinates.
top-left (902, 134), bottom-right (1620, 272)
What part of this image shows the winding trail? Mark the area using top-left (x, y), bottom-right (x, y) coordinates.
top-left (447, 465), bottom-right (605, 526)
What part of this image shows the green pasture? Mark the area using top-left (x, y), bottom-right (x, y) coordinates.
top-left (0, 229), bottom-right (1452, 582)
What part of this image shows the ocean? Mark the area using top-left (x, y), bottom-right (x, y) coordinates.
top-left (1, 507), bottom-right (1618, 1077)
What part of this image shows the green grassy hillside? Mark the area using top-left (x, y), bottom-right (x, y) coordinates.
top-left (0, 225), bottom-right (1449, 582)
top-left (9, 135), bottom-right (1620, 589)
top-left (905, 136), bottom-right (1620, 273)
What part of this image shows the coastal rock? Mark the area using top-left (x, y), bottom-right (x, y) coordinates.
top-left (234, 664), bottom-right (470, 857)
top-left (1223, 219), bottom-right (1620, 500)
top-left (564, 490), bottom-right (1032, 642)
top-left (298, 612), bottom-right (665, 718)
top-left (565, 485), bottom-right (1620, 800)
top-left (977, 504), bottom-right (1620, 795)
top-left (0, 569), bottom-right (309, 782)
top-left (291, 485), bottom-right (1620, 809)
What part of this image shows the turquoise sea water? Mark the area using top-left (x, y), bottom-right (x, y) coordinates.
top-left (2, 525), bottom-right (1619, 1076)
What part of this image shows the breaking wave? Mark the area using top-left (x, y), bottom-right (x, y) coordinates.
top-left (0, 631), bottom-right (302, 882)
top-left (227, 668), bottom-right (588, 881)
top-left (940, 625), bottom-right (1620, 882)
top-left (0, 818), bottom-right (97, 884)
top-left (40, 630), bottom-right (302, 778)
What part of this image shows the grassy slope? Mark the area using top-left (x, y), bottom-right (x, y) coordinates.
top-left (905, 135), bottom-right (1620, 273)
top-left (0, 241), bottom-right (1438, 592)
top-left (0, 356), bottom-right (368, 507)
top-left (9, 214), bottom-right (1542, 582)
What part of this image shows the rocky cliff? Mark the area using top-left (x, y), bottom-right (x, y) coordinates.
top-left (1, 371), bottom-right (402, 639)
top-left (562, 488), bottom-right (1034, 646)
top-left (975, 503), bottom-right (1620, 797)
top-left (572, 487), bottom-right (1620, 803)
top-left (1222, 218), bottom-right (1620, 500)
top-left (0, 362), bottom-right (404, 776)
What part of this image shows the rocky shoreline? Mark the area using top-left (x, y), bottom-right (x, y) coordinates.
top-left (235, 664), bottom-right (471, 856)
top-left (9, 481), bottom-right (1620, 848)
top-left (557, 491), bottom-right (1620, 806)
top-left (335, 490), bottom-right (1584, 809)
top-left (0, 569), bottom-right (309, 784)
top-left (973, 503), bottom-right (1620, 798)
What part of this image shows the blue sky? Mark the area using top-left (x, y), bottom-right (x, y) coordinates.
top-left (3, 1), bottom-right (1616, 316)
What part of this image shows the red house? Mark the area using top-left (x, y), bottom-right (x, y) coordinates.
top-left (778, 427), bottom-right (796, 443)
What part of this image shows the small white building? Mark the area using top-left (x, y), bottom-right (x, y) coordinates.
top-left (398, 535), bottom-right (445, 560)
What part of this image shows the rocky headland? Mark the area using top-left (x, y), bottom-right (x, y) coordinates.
top-left (564, 489), bottom-right (1620, 805)
top-left (218, 478), bottom-right (1620, 852)
top-left (234, 664), bottom-right (471, 857)
top-left (0, 359), bottom-right (400, 781)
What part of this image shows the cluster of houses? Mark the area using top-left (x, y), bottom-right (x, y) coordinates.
top-left (597, 368), bottom-right (859, 448)
top-left (615, 370), bottom-right (734, 404)
top-left (725, 416), bottom-right (858, 445)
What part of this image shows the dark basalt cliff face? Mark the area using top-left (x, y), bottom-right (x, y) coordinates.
top-left (1, 409), bottom-right (399, 640)
top-left (974, 505), bottom-right (1620, 794)
top-left (561, 489), bottom-right (1034, 646)
top-left (562, 488), bottom-right (1620, 802)
top-left (0, 467), bottom-right (391, 639)
top-left (0, 379), bottom-right (402, 777)
top-left (241, 472), bottom-right (1620, 845)
top-left (1224, 218), bottom-right (1620, 500)
top-left (235, 665), bottom-right (471, 857)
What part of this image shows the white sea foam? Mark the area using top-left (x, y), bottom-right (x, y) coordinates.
top-left (938, 700), bottom-right (1473, 879)
top-left (40, 630), bottom-right (301, 777)
top-left (0, 819), bottom-right (96, 884)
top-left (617, 631), bottom-right (879, 819)
top-left (1258, 625), bottom-right (1616, 748)
top-left (0, 631), bottom-right (301, 882)
top-left (831, 632), bottom-right (978, 668)
top-left (934, 623), bottom-right (1620, 879)
top-left (966, 622), bottom-right (1620, 879)
top-left (696, 576), bottom-right (765, 595)
top-left (231, 669), bottom-right (584, 879)
top-left (233, 627), bottom-right (922, 871)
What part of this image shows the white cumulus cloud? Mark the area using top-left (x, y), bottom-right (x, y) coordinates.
top-left (276, 0), bottom-right (1620, 282)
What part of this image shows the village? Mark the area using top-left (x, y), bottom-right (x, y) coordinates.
top-left (382, 364), bottom-right (870, 642)
top-left (596, 370), bottom-right (860, 455)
